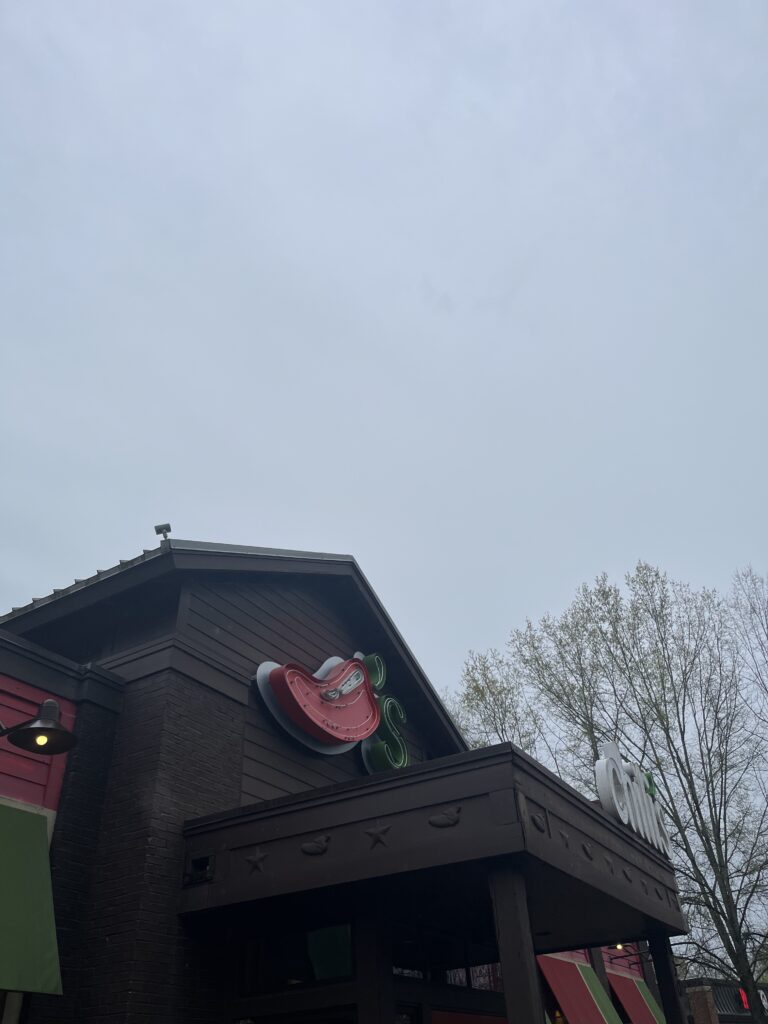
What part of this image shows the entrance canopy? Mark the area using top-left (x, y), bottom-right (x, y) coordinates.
top-left (181, 743), bottom-right (685, 952)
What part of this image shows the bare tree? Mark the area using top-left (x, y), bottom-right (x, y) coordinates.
top-left (453, 563), bottom-right (768, 1022)
top-left (443, 648), bottom-right (543, 754)
top-left (732, 567), bottom-right (768, 721)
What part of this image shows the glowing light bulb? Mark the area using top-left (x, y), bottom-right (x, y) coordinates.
top-left (615, 944), bottom-right (623, 951)
top-left (35, 734), bottom-right (49, 747)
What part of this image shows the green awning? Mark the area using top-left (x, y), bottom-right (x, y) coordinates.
top-left (0, 803), bottom-right (62, 994)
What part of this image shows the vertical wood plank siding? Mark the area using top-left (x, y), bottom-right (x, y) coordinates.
top-left (179, 576), bottom-right (429, 806)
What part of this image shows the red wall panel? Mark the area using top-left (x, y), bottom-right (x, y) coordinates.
top-left (602, 942), bottom-right (644, 977)
top-left (0, 673), bottom-right (76, 811)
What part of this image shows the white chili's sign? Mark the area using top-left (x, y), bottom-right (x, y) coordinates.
top-left (595, 742), bottom-right (672, 858)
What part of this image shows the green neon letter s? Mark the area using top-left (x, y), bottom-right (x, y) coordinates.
top-left (362, 696), bottom-right (409, 772)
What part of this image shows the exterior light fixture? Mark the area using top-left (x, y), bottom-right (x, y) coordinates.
top-left (0, 699), bottom-right (77, 755)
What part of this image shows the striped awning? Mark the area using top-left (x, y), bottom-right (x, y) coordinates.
top-left (538, 955), bottom-right (623, 1024)
top-left (608, 971), bottom-right (666, 1024)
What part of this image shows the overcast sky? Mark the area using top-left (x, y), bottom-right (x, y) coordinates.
top-left (1, 2), bottom-right (766, 691)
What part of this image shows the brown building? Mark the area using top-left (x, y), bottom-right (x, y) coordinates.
top-left (0, 539), bottom-right (687, 1024)
top-left (684, 979), bottom-right (768, 1024)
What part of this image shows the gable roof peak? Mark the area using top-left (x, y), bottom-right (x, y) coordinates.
top-left (166, 537), bottom-right (356, 564)
top-left (0, 536), bottom-right (467, 753)
top-left (0, 538), bottom-right (358, 625)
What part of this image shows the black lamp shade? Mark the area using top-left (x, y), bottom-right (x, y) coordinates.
top-left (7, 700), bottom-right (77, 755)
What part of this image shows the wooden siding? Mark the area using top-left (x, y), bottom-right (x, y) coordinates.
top-left (10, 563), bottom-right (441, 810)
top-left (179, 575), bottom-right (432, 805)
top-left (0, 674), bottom-right (76, 810)
top-left (22, 578), bottom-right (181, 664)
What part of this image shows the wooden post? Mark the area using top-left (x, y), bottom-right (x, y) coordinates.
top-left (648, 935), bottom-right (686, 1024)
top-left (588, 945), bottom-right (611, 993)
top-left (354, 914), bottom-right (395, 1024)
top-left (489, 864), bottom-right (546, 1024)
top-left (638, 940), bottom-right (664, 1007)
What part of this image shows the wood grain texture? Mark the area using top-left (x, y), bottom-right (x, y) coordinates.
top-left (177, 575), bottom-right (433, 806)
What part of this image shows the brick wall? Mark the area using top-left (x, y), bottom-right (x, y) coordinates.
top-left (25, 699), bottom-right (120, 1023)
top-left (28, 669), bottom-right (243, 1024)
top-left (687, 985), bottom-right (719, 1024)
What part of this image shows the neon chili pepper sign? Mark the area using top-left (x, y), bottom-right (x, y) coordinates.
top-left (254, 652), bottom-right (409, 772)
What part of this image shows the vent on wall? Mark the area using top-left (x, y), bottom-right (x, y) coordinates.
top-left (183, 853), bottom-right (215, 886)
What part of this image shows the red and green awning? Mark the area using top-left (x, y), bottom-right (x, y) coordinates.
top-left (607, 972), bottom-right (666, 1024)
top-left (0, 802), bottom-right (62, 994)
top-left (538, 955), bottom-right (623, 1024)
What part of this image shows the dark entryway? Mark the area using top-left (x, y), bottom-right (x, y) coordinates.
top-left (183, 745), bottom-right (687, 1024)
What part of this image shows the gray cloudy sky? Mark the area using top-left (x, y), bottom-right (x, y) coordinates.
top-left (1, 2), bottom-right (766, 691)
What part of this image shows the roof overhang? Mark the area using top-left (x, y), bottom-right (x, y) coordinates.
top-left (181, 743), bottom-right (686, 949)
top-left (0, 631), bottom-right (123, 711)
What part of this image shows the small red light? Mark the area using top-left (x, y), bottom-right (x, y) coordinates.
top-left (739, 988), bottom-right (749, 1009)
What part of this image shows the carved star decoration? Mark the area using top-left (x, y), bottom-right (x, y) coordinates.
top-left (365, 823), bottom-right (391, 848)
top-left (246, 848), bottom-right (268, 873)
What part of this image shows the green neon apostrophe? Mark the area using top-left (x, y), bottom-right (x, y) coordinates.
top-left (363, 653), bottom-right (387, 691)
top-left (362, 696), bottom-right (409, 772)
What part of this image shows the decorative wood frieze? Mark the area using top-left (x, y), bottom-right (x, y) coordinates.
top-left (428, 806), bottom-right (461, 828)
top-left (365, 823), bottom-right (391, 848)
top-left (246, 848), bottom-right (268, 873)
top-left (300, 835), bottom-right (331, 856)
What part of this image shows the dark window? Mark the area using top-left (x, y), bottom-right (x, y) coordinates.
top-left (469, 963), bottom-right (503, 992)
top-left (393, 927), bottom-right (503, 993)
top-left (444, 968), bottom-right (468, 987)
top-left (240, 923), bottom-right (352, 995)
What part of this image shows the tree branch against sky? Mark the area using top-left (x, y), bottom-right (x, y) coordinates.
top-left (450, 563), bottom-right (768, 1022)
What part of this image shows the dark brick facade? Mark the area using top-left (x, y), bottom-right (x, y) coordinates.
top-left (1, 544), bottom-right (690, 1024)
top-left (27, 670), bottom-right (243, 1024)
top-left (0, 637), bottom-right (123, 1024)
top-left (1, 544), bottom-right (466, 1024)
top-left (27, 700), bottom-right (122, 1024)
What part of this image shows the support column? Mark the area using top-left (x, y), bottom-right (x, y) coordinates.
top-left (638, 940), bottom-right (663, 1007)
top-left (489, 864), bottom-right (546, 1024)
top-left (648, 935), bottom-right (685, 1024)
top-left (354, 913), bottom-right (395, 1024)
top-left (588, 945), bottom-right (611, 993)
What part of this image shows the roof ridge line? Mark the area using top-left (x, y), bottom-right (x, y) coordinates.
top-left (0, 540), bottom-right (357, 623)
top-left (167, 538), bottom-right (356, 562)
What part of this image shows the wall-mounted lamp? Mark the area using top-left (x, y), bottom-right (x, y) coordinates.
top-left (0, 699), bottom-right (77, 755)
